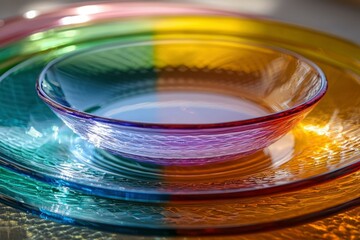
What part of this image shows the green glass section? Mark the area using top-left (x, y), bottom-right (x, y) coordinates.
top-left (0, 20), bottom-right (154, 71)
top-left (0, 23), bottom-right (167, 201)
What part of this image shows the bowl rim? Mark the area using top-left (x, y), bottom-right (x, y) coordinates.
top-left (37, 39), bottom-right (327, 130)
top-left (35, 16), bottom-right (328, 130)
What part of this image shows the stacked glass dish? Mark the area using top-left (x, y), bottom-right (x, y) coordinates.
top-left (0, 2), bottom-right (359, 237)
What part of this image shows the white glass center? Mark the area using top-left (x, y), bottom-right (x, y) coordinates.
top-left (91, 91), bottom-right (271, 124)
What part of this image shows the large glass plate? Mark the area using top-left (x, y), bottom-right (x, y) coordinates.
top-left (0, 2), bottom-right (359, 236)
top-left (0, 159), bottom-right (359, 236)
top-left (0, 4), bottom-right (359, 202)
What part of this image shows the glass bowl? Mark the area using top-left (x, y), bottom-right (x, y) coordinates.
top-left (37, 40), bottom-right (327, 165)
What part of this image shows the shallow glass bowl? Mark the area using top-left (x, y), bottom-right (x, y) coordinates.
top-left (37, 40), bottom-right (327, 165)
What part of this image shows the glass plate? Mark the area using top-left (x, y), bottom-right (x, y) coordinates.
top-left (0, 3), bottom-right (359, 203)
top-left (0, 2), bottom-right (359, 235)
top-left (0, 159), bottom-right (359, 236)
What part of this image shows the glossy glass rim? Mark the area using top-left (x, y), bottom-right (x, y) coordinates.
top-left (2, 1), bottom-right (359, 48)
top-left (0, 160), bottom-right (359, 236)
top-left (1, 191), bottom-right (358, 236)
top-left (0, 2), bottom-right (251, 47)
top-left (36, 39), bottom-right (327, 129)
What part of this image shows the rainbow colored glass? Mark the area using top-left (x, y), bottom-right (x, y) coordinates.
top-left (37, 40), bottom-right (326, 165)
top-left (0, 2), bottom-right (359, 237)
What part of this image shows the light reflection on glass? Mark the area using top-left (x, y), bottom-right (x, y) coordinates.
top-left (265, 132), bottom-right (295, 168)
top-left (59, 15), bottom-right (91, 25)
top-left (52, 126), bottom-right (59, 140)
top-left (29, 32), bottom-right (45, 41)
top-left (303, 124), bottom-right (329, 136)
top-left (302, 109), bottom-right (340, 137)
top-left (75, 5), bottom-right (103, 15)
top-left (59, 30), bottom-right (78, 38)
top-left (56, 45), bottom-right (77, 55)
top-left (23, 10), bottom-right (39, 19)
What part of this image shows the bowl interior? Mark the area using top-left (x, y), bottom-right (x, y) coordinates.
top-left (40, 40), bottom-right (324, 125)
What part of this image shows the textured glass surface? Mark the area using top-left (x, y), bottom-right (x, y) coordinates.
top-left (0, 53), bottom-right (355, 201)
top-left (0, 12), bottom-right (358, 202)
top-left (0, 2), bottom-right (359, 236)
top-left (0, 203), bottom-right (359, 239)
top-left (38, 40), bottom-right (326, 164)
top-left (0, 161), bottom-right (359, 236)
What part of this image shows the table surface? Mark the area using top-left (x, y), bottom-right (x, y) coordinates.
top-left (0, 0), bottom-right (359, 239)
